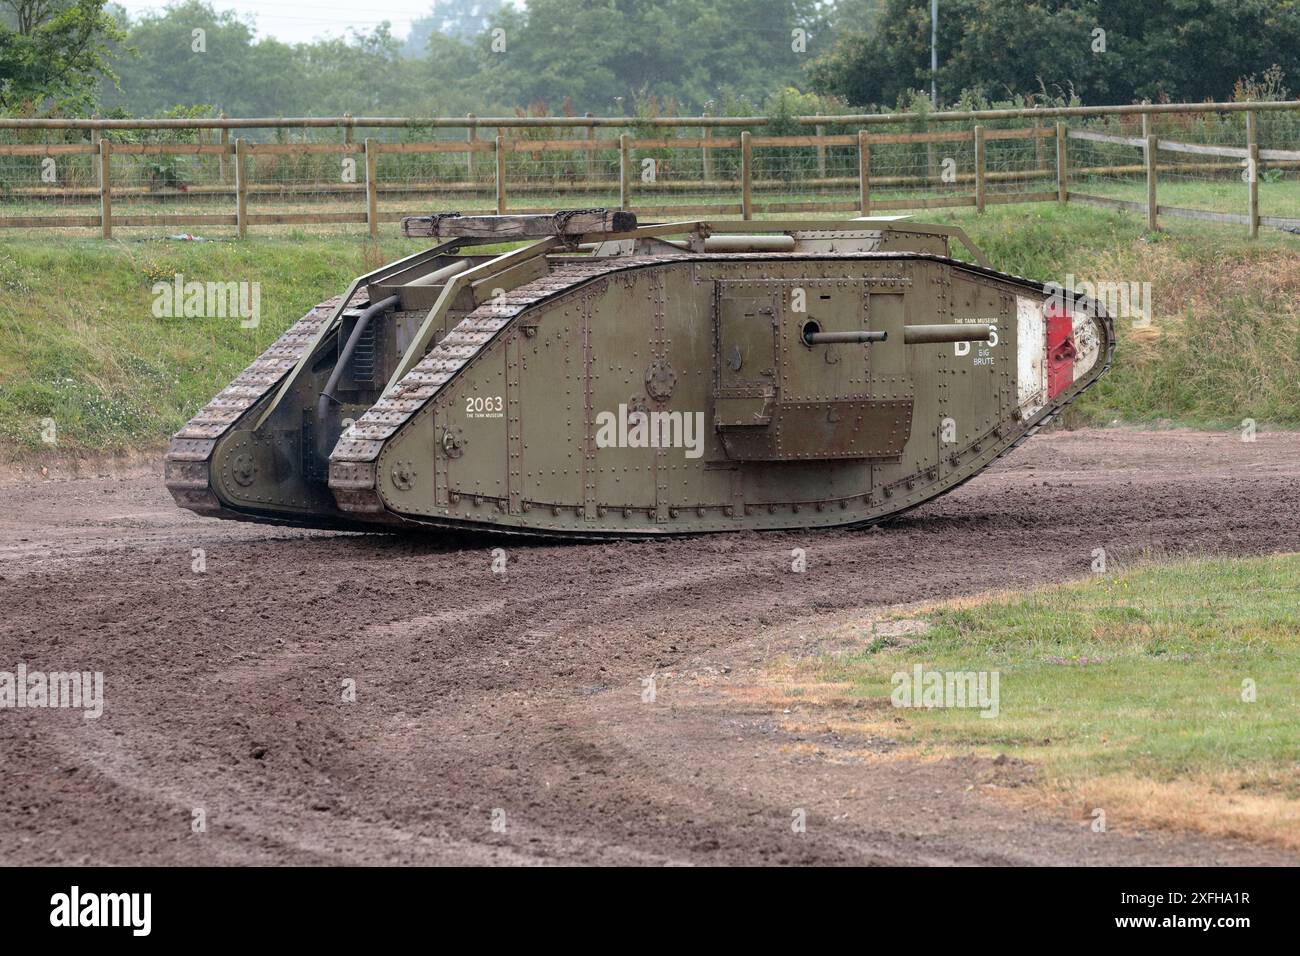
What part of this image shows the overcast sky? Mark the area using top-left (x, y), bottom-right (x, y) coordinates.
top-left (110, 1), bottom-right (478, 45)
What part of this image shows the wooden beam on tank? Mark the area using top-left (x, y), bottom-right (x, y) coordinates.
top-left (385, 236), bottom-right (563, 390)
top-left (401, 209), bottom-right (636, 239)
top-left (252, 240), bottom-right (467, 432)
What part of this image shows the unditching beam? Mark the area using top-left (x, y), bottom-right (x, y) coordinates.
top-left (401, 209), bottom-right (637, 240)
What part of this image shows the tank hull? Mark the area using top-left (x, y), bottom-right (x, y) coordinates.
top-left (165, 217), bottom-right (1113, 536)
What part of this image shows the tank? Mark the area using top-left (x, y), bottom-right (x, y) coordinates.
top-left (165, 210), bottom-right (1113, 537)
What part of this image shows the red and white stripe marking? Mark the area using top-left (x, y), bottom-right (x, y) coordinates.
top-left (1016, 296), bottom-right (1103, 421)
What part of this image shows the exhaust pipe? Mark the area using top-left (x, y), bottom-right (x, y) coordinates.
top-left (316, 294), bottom-right (400, 421)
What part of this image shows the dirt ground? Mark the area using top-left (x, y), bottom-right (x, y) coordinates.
top-left (1, 427), bottom-right (1298, 866)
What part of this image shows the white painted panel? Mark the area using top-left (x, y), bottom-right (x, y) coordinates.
top-left (1016, 295), bottom-right (1046, 419)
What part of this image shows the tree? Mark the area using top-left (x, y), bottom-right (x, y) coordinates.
top-left (806, 0), bottom-right (1300, 108)
top-left (476, 0), bottom-right (830, 112)
top-left (0, 0), bottom-right (126, 112)
top-left (404, 0), bottom-right (503, 57)
top-left (101, 2), bottom-right (418, 117)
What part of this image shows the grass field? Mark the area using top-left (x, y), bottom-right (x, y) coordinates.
top-left (0, 200), bottom-right (1298, 453)
top-left (770, 553), bottom-right (1300, 847)
top-left (0, 235), bottom-right (417, 452)
top-left (1072, 173), bottom-right (1300, 219)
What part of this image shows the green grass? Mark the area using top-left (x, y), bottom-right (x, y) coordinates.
top-left (1, 200), bottom-right (1298, 453)
top-left (818, 554), bottom-right (1300, 785)
top-left (0, 234), bottom-right (427, 451)
top-left (932, 203), bottom-right (1300, 428)
top-left (1074, 174), bottom-right (1300, 219)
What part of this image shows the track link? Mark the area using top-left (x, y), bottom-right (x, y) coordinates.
top-left (163, 292), bottom-right (363, 521)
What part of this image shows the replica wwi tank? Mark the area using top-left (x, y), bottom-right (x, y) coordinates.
top-left (165, 210), bottom-right (1113, 537)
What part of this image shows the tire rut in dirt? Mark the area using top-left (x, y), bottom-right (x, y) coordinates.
top-left (2, 429), bottom-right (1298, 864)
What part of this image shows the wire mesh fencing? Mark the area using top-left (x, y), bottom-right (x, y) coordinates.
top-left (2, 105), bottom-right (1299, 239)
top-left (748, 135), bottom-right (857, 215)
top-left (1066, 123), bottom-right (1147, 209)
top-left (983, 128), bottom-right (1057, 202)
top-left (1062, 108), bottom-right (1300, 232)
top-left (239, 142), bottom-right (362, 231)
top-left (0, 128), bottom-right (105, 232)
top-left (626, 133), bottom-right (739, 216)
top-left (504, 134), bottom-right (621, 213)
top-left (1251, 109), bottom-right (1300, 225)
top-left (1151, 112), bottom-right (1255, 219)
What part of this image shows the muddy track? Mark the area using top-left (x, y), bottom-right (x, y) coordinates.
top-left (1, 428), bottom-right (1298, 865)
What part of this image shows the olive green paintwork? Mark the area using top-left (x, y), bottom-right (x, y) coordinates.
top-left (165, 218), bottom-right (1113, 536)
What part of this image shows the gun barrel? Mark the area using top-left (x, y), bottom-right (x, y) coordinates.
top-left (804, 330), bottom-right (889, 345)
top-left (903, 324), bottom-right (994, 344)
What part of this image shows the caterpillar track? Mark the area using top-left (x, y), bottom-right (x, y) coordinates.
top-left (166, 212), bottom-right (1113, 537)
top-left (164, 293), bottom-right (362, 527)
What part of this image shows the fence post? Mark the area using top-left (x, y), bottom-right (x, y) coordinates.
top-left (495, 134), bottom-right (506, 214)
top-left (618, 133), bottom-right (630, 211)
top-left (702, 124), bottom-right (713, 182)
top-left (234, 137), bottom-right (248, 239)
top-left (924, 115), bottom-right (935, 185)
top-left (858, 130), bottom-right (871, 217)
top-left (1034, 114), bottom-right (1046, 171)
top-left (343, 112), bottom-right (353, 145)
top-left (973, 125), bottom-right (986, 213)
top-left (1143, 113), bottom-right (1158, 231)
top-left (219, 112), bottom-right (230, 184)
top-left (1056, 122), bottom-right (1068, 202)
top-left (815, 114), bottom-right (827, 178)
top-left (466, 113), bottom-right (477, 182)
top-left (365, 138), bottom-right (378, 239)
top-left (97, 139), bottom-right (111, 240)
top-left (90, 118), bottom-right (101, 188)
top-left (584, 112), bottom-right (595, 181)
top-left (1246, 110), bottom-right (1260, 239)
top-left (741, 130), bottom-right (753, 220)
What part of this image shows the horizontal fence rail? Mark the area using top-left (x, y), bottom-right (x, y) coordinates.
top-left (3, 99), bottom-right (1300, 130)
top-left (2, 102), bottom-right (1298, 239)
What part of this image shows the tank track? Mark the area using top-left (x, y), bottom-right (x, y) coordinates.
top-left (162, 291), bottom-right (366, 523)
top-left (328, 251), bottom-right (1114, 528)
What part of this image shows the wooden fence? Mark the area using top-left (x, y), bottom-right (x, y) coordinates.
top-left (1062, 116), bottom-right (1300, 237)
top-left (2, 102), bottom-right (1298, 238)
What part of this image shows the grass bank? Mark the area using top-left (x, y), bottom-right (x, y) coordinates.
top-left (933, 203), bottom-right (1300, 429)
top-left (0, 234), bottom-right (425, 454)
top-left (771, 554), bottom-right (1300, 847)
top-left (0, 204), bottom-right (1297, 454)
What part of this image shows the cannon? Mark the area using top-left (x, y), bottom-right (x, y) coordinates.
top-left (165, 209), bottom-right (1112, 536)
